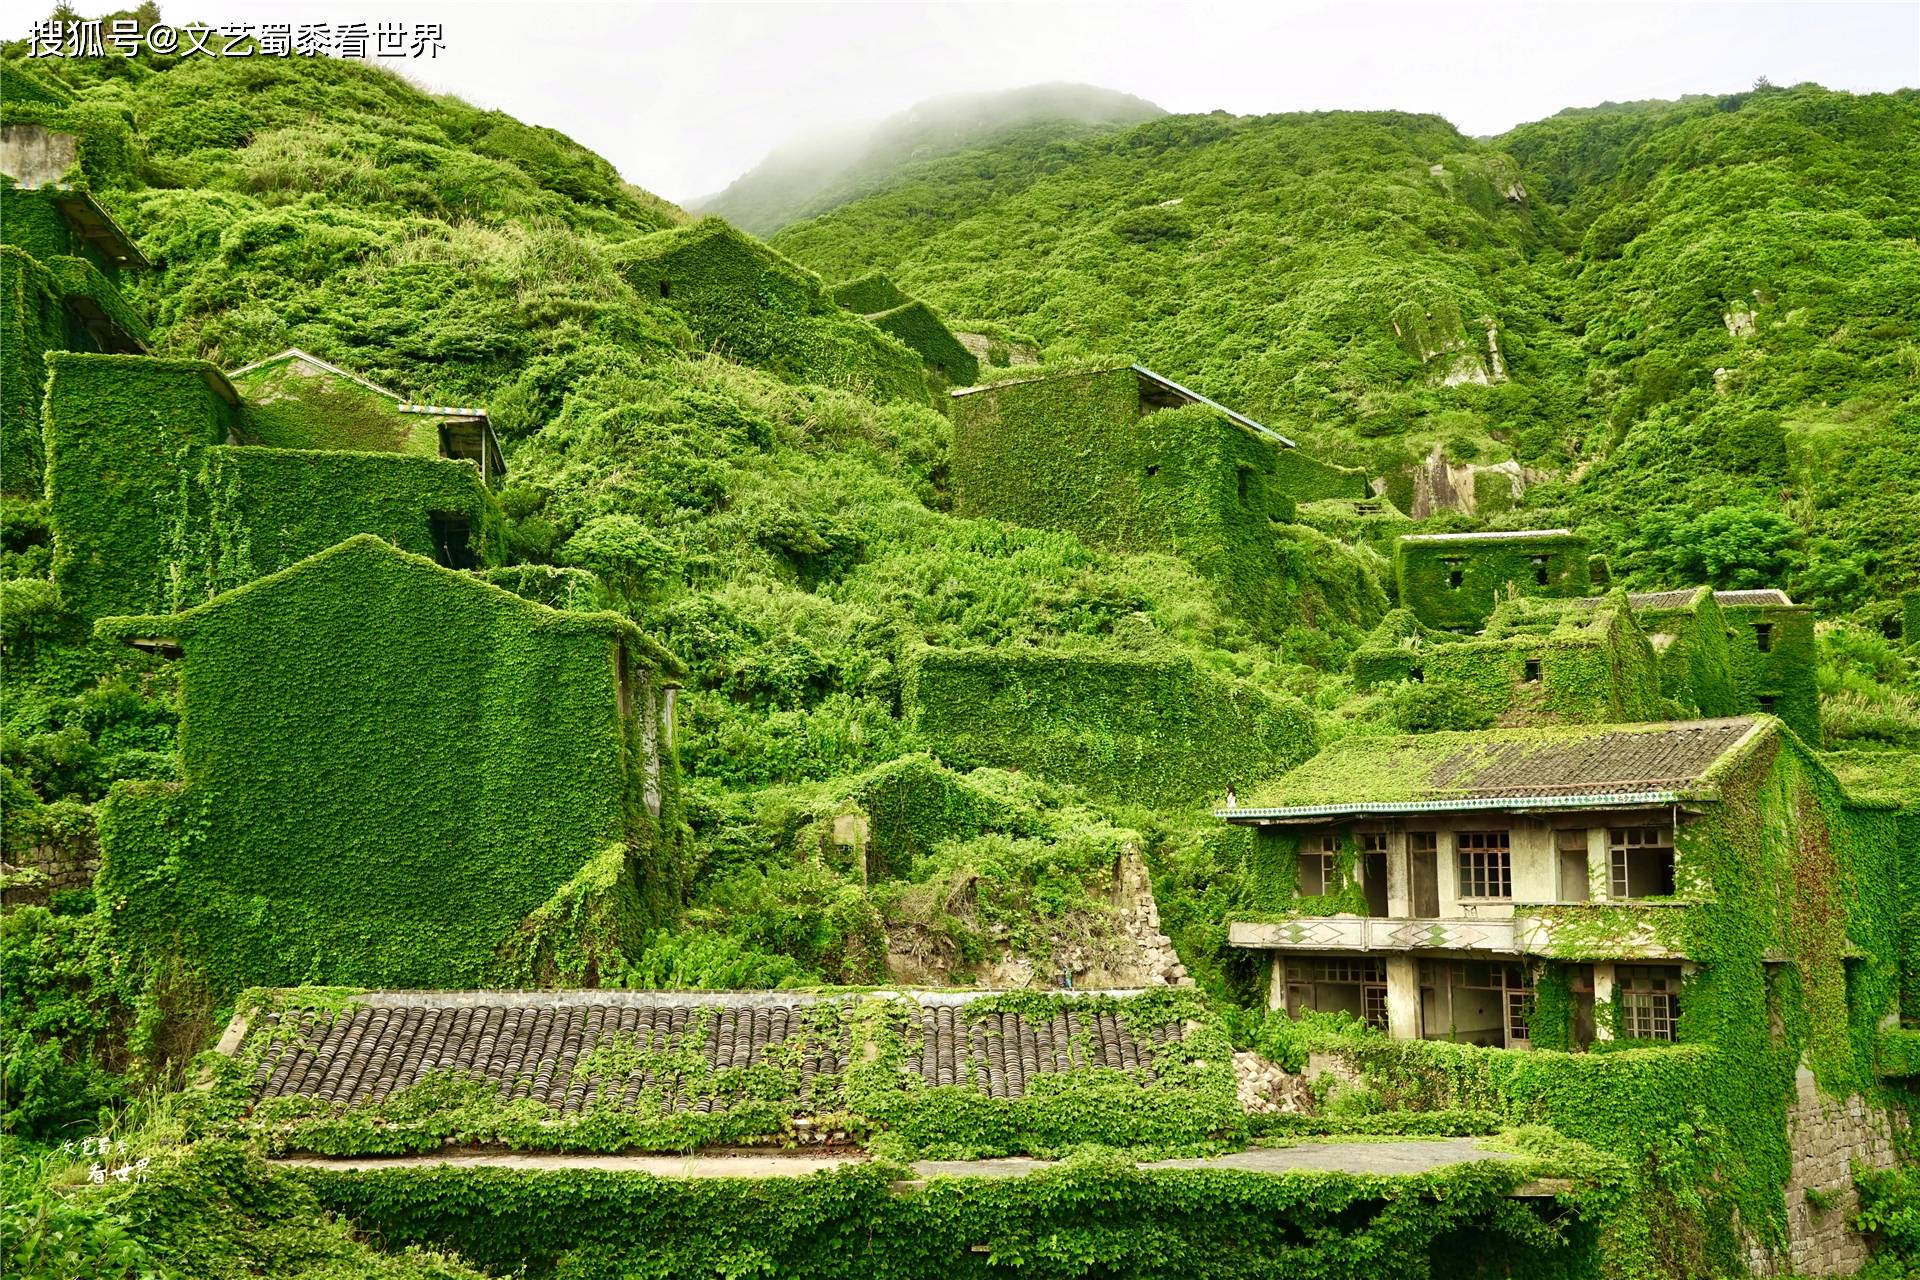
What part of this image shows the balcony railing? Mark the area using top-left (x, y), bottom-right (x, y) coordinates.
top-left (1229, 902), bottom-right (1688, 960)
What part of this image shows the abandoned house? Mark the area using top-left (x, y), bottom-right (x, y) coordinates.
top-left (44, 350), bottom-right (504, 620)
top-left (1393, 528), bottom-right (1594, 631)
top-left (1220, 716), bottom-right (1904, 1055)
top-left (92, 535), bottom-right (686, 991)
top-left (947, 364), bottom-right (1365, 634)
top-left (2, 123), bottom-right (150, 494)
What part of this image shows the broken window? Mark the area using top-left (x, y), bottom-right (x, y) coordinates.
top-left (1456, 830), bottom-right (1512, 899)
top-left (1422, 959), bottom-right (1532, 1047)
top-left (1524, 657), bottom-right (1542, 683)
top-left (1754, 623), bottom-right (1773, 653)
top-left (1618, 965), bottom-right (1681, 1041)
top-left (1360, 831), bottom-right (1389, 918)
top-left (1288, 957), bottom-right (1388, 1030)
top-left (1608, 828), bottom-right (1675, 898)
top-left (1298, 834), bottom-right (1338, 897)
top-left (1409, 831), bottom-right (1440, 917)
top-left (428, 511), bottom-right (477, 570)
top-left (1556, 829), bottom-right (1590, 902)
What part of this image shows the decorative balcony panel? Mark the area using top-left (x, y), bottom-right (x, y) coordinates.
top-left (1229, 904), bottom-right (1689, 961)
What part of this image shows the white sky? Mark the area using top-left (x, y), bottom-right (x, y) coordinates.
top-left (65, 1), bottom-right (1920, 202)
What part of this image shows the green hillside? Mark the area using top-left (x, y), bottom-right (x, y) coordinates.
top-left (4, 27), bottom-right (1919, 1280)
top-left (774, 86), bottom-right (1920, 616)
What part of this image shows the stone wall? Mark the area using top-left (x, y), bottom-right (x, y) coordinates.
top-left (1, 823), bottom-right (100, 907)
top-left (1747, 1066), bottom-right (1904, 1276)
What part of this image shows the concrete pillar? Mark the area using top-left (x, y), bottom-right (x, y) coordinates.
top-left (1592, 961), bottom-right (1616, 1041)
top-left (1588, 828), bottom-right (1609, 902)
top-left (1386, 955), bottom-right (1420, 1040)
top-left (1267, 953), bottom-right (1286, 1011)
top-left (1387, 831), bottom-right (1412, 918)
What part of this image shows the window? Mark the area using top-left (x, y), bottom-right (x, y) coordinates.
top-left (1447, 563), bottom-right (1464, 589)
top-left (658, 279), bottom-right (671, 298)
top-left (1298, 834), bottom-right (1337, 897)
top-left (1363, 985), bottom-right (1390, 1031)
top-left (1236, 470), bottom-right (1250, 504)
top-left (1759, 695), bottom-right (1777, 715)
top-left (1754, 623), bottom-right (1773, 653)
top-left (1409, 831), bottom-right (1440, 917)
top-left (1523, 657), bottom-right (1542, 682)
top-left (1609, 828), bottom-right (1675, 898)
top-left (1506, 990), bottom-right (1535, 1045)
top-left (1618, 965), bottom-right (1681, 1042)
top-left (1456, 831), bottom-right (1512, 899)
top-left (428, 511), bottom-right (477, 570)
top-left (1531, 555), bottom-right (1550, 586)
top-left (1145, 464), bottom-right (1159, 477)
top-left (1410, 665), bottom-right (1424, 683)
top-left (1360, 832), bottom-right (1389, 918)
top-left (1556, 829), bottom-right (1590, 902)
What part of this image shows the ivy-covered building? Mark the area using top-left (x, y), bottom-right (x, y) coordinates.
top-left (93, 535), bottom-right (686, 992)
top-left (904, 646), bottom-right (1317, 805)
top-left (948, 364), bottom-right (1365, 634)
top-left (1393, 528), bottom-right (1592, 631)
top-left (1221, 716), bottom-right (1898, 1059)
top-left (831, 270), bottom-right (979, 384)
top-left (615, 217), bottom-right (929, 403)
top-left (1, 122), bottom-right (150, 496)
top-left (44, 350), bottom-right (504, 620)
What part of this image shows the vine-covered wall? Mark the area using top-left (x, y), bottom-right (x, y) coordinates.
top-left (616, 217), bottom-right (930, 403)
top-left (867, 300), bottom-right (979, 386)
top-left (1394, 531), bottom-right (1591, 631)
top-left (44, 353), bottom-right (502, 621)
top-left (1419, 595), bottom-right (1664, 726)
top-left (1719, 600), bottom-right (1820, 742)
top-left (1630, 589), bottom-right (1740, 720)
top-left (905, 647), bottom-right (1316, 804)
top-left (93, 536), bottom-right (685, 993)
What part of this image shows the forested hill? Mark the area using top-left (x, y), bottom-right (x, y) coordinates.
top-left (693, 82), bottom-right (1165, 235)
top-left (772, 86), bottom-right (1920, 617)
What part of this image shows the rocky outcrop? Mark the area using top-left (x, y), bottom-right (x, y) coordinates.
top-left (1233, 1051), bottom-right (1313, 1114)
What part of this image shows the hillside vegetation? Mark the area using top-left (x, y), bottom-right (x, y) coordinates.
top-left (4, 28), bottom-right (1920, 1277)
top-left (694, 82), bottom-right (1165, 235)
top-left (774, 86), bottom-right (1920, 617)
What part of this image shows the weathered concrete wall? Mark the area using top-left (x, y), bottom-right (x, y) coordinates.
top-left (0, 124), bottom-right (79, 188)
top-left (1748, 1067), bottom-right (1904, 1276)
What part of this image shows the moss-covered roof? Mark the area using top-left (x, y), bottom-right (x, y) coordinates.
top-left (95, 534), bottom-right (683, 674)
top-left (1229, 717), bottom-right (1769, 819)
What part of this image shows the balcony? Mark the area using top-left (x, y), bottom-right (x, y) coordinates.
top-left (1229, 902), bottom-right (1689, 961)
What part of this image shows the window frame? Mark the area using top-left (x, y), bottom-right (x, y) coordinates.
top-left (1455, 830), bottom-right (1512, 900)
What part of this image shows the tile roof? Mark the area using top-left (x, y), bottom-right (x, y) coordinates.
top-left (1568, 587), bottom-right (1795, 611)
top-left (1228, 717), bottom-right (1766, 819)
top-left (238, 990), bottom-right (1182, 1113)
top-left (1398, 529), bottom-right (1575, 544)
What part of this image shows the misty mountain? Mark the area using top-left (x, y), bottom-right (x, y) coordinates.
top-left (693, 82), bottom-right (1165, 235)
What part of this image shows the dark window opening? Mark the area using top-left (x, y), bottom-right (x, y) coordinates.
top-left (1361, 832), bottom-right (1389, 918)
top-left (1298, 833), bottom-right (1337, 897)
top-left (1531, 555), bottom-right (1550, 586)
top-left (1286, 957), bottom-right (1388, 1031)
top-left (1754, 623), bottom-right (1773, 652)
top-left (1448, 569), bottom-right (1464, 588)
top-left (1524, 658), bottom-right (1542, 682)
top-left (1236, 470), bottom-right (1250, 505)
top-left (1759, 695), bottom-right (1777, 715)
top-left (1557, 829), bottom-right (1590, 902)
top-left (1145, 464), bottom-right (1159, 477)
top-left (429, 511), bottom-right (477, 570)
top-left (1410, 832), bottom-right (1440, 917)
top-left (1608, 828), bottom-right (1675, 899)
top-left (658, 279), bottom-right (671, 298)
top-left (1420, 958), bottom-right (1533, 1047)
top-left (1410, 665), bottom-right (1425, 683)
